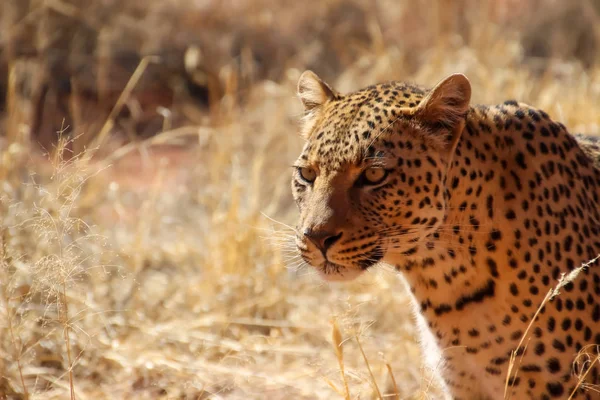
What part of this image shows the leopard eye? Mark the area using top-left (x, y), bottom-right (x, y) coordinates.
top-left (361, 167), bottom-right (388, 185)
top-left (298, 167), bottom-right (317, 183)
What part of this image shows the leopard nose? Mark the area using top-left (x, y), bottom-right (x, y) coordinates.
top-left (303, 229), bottom-right (343, 253)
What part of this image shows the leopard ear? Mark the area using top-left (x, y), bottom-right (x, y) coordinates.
top-left (416, 73), bottom-right (471, 128)
top-left (414, 73), bottom-right (471, 152)
top-left (297, 70), bottom-right (338, 111)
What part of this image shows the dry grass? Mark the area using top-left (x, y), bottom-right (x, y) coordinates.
top-left (1, 0), bottom-right (600, 399)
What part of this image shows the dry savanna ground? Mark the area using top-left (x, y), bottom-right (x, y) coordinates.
top-left (1, 0), bottom-right (600, 399)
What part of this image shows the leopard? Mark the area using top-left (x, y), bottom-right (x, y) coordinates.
top-left (290, 70), bottom-right (600, 399)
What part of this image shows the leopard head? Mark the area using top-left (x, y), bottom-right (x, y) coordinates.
top-left (291, 71), bottom-right (471, 281)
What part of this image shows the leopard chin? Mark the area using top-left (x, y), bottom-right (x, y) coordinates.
top-left (316, 262), bottom-right (365, 282)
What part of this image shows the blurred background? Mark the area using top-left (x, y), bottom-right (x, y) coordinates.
top-left (0, 0), bottom-right (599, 399)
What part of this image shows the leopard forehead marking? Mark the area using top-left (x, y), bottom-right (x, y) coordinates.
top-left (300, 82), bottom-right (426, 170)
top-left (291, 70), bottom-right (600, 399)
top-left (300, 82), bottom-right (427, 169)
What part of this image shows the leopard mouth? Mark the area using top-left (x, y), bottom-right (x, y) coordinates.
top-left (323, 260), bottom-right (344, 272)
top-left (319, 245), bottom-right (384, 276)
top-left (357, 245), bottom-right (385, 270)
top-left (318, 261), bottom-right (364, 281)
top-left (296, 235), bottom-right (384, 279)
